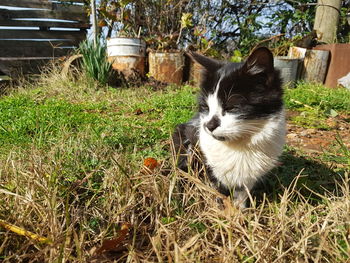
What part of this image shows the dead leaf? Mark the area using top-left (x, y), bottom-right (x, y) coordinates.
top-left (143, 157), bottom-right (158, 170)
top-left (95, 223), bottom-right (131, 255)
top-left (134, 108), bottom-right (143, 115)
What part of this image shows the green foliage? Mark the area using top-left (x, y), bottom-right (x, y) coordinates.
top-left (268, 1), bottom-right (316, 36)
top-left (161, 217), bottom-right (176, 224)
top-left (338, 7), bottom-right (350, 43)
top-left (180, 13), bottom-right (193, 28)
top-left (142, 2), bottom-right (193, 50)
top-left (79, 40), bottom-right (112, 85)
top-left (230, 50), bottom-right (243, 63)
top-left (192, 26), bottom-right (218, 57)
top-left (189, 222), bottom-right (206, 233)
top-left (284, 82), bottom-right (350, 129)
top-left (96, 0), bottom-right (349, 57)
top-left (284, 82), bottom-right (350, 112)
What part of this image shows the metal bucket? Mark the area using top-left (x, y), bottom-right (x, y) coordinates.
top-left (148, 51), bottom-right (184, 84)
top-left (274, 57), bottom-right (301, 86)
top-left (107, 37), bottom-right (146, 77)
top-left (107, 37), bottom-right (146, 56)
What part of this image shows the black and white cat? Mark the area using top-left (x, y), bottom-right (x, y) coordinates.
top-left (173, 47), bottom-right (285, 207)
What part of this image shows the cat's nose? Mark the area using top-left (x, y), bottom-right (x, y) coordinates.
top-left (205, 116), bottom-right (220, 132)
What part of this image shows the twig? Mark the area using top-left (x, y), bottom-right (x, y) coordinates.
top-left (251, 33), bottom-right (285, 52)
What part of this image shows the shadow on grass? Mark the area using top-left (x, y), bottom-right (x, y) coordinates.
top-left (253, 148), bottom-right (347, 205)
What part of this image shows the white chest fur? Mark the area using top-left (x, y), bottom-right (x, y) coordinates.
top-left (199, 110), bottom-right (286, 189)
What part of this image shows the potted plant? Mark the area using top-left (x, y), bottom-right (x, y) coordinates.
top-left (144, 5), bottom-right (193, 85)
top-left (146, 33), bottom-right (185, 85)
top-left (98, 0), bottom-right (146, 78)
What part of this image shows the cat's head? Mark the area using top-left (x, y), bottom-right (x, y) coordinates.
top-left (188, 47), bottom-right (283, 142)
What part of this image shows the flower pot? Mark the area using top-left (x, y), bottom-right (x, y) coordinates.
top-left (148, 51), bottom-right (184, 84)
top-left (274, 57), bottom-right (301, 87)
top-left (107, 37), bottom-right (146, 78)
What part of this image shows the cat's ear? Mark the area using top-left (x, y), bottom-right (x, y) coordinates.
top-left (242, 47), bottom-right (274, 75)
top-left (187, 51), bottom-right (223, 72)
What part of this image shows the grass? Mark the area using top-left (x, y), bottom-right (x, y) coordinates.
top-left (0, 70), bottom-right (349, 262)
top-left (284, 82), bottom-right (350, 129)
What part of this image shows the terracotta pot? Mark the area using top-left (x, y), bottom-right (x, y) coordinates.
top-left (148, 51), bottom-right (184, 84)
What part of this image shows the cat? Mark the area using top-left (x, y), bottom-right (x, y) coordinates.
top-left (172, 47), bottom-right (285, 208)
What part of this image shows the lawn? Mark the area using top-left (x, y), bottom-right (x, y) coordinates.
top-left (0, 70), bottom-right (349, 262)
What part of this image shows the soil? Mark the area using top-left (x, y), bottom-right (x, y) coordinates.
top-left (286, 110), bottom-right (350, 153)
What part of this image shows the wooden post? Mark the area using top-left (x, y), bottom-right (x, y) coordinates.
top-left (313, 0), bottom-right (342, 44)
top-left (288, 47), bottom-right (329, 84)
top-left (90, 0), bottom-right (98, 46)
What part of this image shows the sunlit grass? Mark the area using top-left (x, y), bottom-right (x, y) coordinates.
top-left (284, 82), bottom-right (350, 129)
top-left (0, 70), bottom-right (349, 262)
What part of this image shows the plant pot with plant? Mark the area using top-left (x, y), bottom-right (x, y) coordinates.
top-left (98, 0), bottom-right (146, 78)
top-left (147, 44), bottom-right (185, 85)
top-left (144, 6), bottom-right (193, 85)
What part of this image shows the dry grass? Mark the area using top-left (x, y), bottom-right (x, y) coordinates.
top-left (0, 69), bottom-right (349, 262)
top-left (1, 146), bottom-right (349, 262)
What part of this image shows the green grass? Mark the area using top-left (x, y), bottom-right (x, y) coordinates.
top-left (0, 96), bottom-right (102, 149)
top-left (0, 71), bottom-right (349, 262)
top-left (285, 82), bottom-right (350, 112)
top-left (0, 83), bottom-right (196, 160)
top-left (284, 82), bottom-right (350, 129)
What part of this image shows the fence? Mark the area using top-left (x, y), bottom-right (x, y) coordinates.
top-left (0, 0), bottom-right (89, 77)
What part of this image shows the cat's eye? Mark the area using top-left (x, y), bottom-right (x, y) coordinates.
top-left (224, 105), bottom-right (239, 112)
top-left (224, 95), bottom-right (244, 112)
top-left (223, 100), bottom-right (240, 112)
